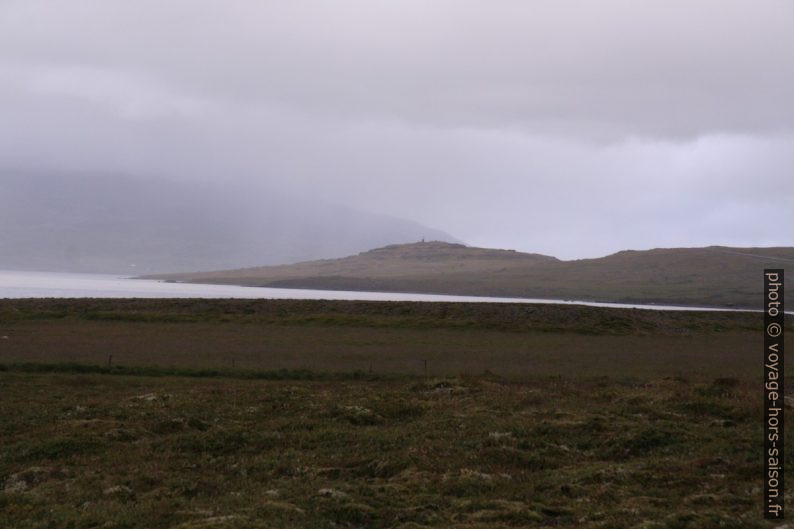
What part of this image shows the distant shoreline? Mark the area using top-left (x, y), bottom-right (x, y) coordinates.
top-left (0, 269), bottom-right (781, 313)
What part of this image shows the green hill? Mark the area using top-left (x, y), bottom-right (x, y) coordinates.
top-left (149, 241), bottom-right (794, 309)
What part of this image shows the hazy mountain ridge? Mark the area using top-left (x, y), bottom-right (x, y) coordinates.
top-left (0, 171), bottom-right (458, 274)
top-left (152, 241), bottom-right (794, 309)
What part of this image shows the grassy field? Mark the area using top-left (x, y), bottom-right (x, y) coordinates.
top-left (0, 298), bottom-right (778, 379)
top-left (1, 299), bottom-right (791, 528)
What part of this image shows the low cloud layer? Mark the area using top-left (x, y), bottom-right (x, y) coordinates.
top-left (1, 0), bottom-right (792, 259)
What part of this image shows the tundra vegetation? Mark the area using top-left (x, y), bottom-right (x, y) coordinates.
top-left (0, 299), bottom-right (791, 528)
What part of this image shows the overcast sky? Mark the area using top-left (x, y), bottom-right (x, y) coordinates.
top-left (1, 0), bottom-right (792, 259)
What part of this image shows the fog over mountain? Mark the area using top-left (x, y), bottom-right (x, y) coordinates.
top-left (0, 171), bottom-right (456, 273)
top-left (0, 1), bottom-right (792, 261)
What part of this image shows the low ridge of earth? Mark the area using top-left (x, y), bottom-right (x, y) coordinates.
top-left (150, 241), bottom-right (794, 309)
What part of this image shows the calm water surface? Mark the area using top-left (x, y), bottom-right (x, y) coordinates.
top-left (0, 269), bottom-right (763, 313)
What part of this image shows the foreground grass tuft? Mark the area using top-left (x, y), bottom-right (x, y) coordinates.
top-left (0, 370), bottom-right (786, 528)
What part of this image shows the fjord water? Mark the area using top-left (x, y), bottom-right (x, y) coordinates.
top-left (0, 269), bottom-right (759, 313)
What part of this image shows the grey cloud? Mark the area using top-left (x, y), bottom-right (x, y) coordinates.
top-left (0, 1), bottom-right (792, 262)
top-left (2, 0), bottom-right (793, 139)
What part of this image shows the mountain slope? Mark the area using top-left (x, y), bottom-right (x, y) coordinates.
top-left (0, 171), bottom-right (457, 274)
top-left (152, 241), bottom-right (794, 308)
